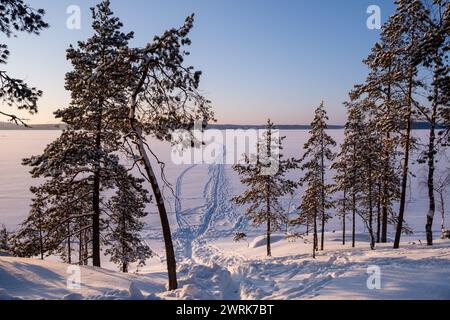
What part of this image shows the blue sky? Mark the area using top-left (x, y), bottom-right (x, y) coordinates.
top-left (3, 0), bottom-right (396, 124)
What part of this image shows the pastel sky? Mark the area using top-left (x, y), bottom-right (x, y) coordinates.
top-left (2, 0), bottom-right (396, 125)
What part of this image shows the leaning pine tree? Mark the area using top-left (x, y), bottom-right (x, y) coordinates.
top-left (295, 102), bottom-right (336, 254)
top-left (123, 13), bottom-right (214, 290)
top-left (233, 120), bottom-right (298, 257)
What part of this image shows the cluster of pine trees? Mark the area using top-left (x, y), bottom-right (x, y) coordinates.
top-left (233, 0), bottom-right (450, 258)
top-left (1, 1), bottom-right (213, 291)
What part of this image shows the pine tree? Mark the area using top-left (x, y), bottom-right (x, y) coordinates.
top-left (57, 1), bottom-right (135, 266)
top-left (334, 102), bottom-right (366, 248)
top-left (0, 0), bottom-right (48, 126)
top-left (353, 0), bottom-right (429, 249)
top-left (416, 0), bottom-right (450, 245)
top-left (18, 2), bottom-right (149, 269)
top-left (0, 225), bottom-right (9, 253)
top-left (12, 193), bottom-right (48, 259)
top-left (124, 13), bottom-right (214, 290)
top-left (105, 172), bottom-right (153, 273)
top-left (295, 179), bottom-right (321, 258)
top-left (295, 102), bottom-right (336, 255)
top-left (359, 118), bottom-right (384, 250)
top-left (382, 0), bottom-right (429, 249)
top-left (332, 160), bottom-right (348, 246)
top-left (233, 120), bottom-right (298, 257)
top-left (351, 18), bottom-right (405, 244)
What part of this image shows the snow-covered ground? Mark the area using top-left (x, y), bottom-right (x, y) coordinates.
top-left (1, 129), bottom-right (450, 300)
top-left (1, 236), bottom-right (450, 300)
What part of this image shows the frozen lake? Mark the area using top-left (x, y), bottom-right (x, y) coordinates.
top-left (0, 129), bottom-right (448, 240)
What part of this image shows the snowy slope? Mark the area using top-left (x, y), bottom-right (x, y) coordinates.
top-left (0, 255), bottom-right (165, 300)
top-left (1, 238), bottom-right (450, 300)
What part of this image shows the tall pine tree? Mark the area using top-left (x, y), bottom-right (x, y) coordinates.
top-left (233, 120), bottom-right (298, 257)
top-left (295, 102), bottom-right (336, 255)
top-left (124, 13), bottom-right (214, 290)
top-left (17, 1), bottom-right (150, 270)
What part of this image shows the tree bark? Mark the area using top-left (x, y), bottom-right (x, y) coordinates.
top-left (92, 116), bottom-right (102, 267)
top-left (265, 133), bottom-right (272, 257)
top-left (342, 190), bottom-right (347, 246)
top-left (320, 130), bottom-right (326, 251)
top-left (381, 64), bottom-right (392, 244)
top-left (266, 217), bottom-right (272, 257)
top-left (352, 191), bottom-right (356, 248)
top-left (425, 58), bottom-right (439, 246)
top-left (128, 65), bottom-right (178, 290)
top-left (394, 73), bottom-right (414, 249)
top-left (376, 182), bottom-right (381, 243)
top-left (313, 209), bottom-right (318, 259)
top-left (78, 220), bottom-right (83, 266)
top-left (67, 222), bottom-right (72, 264)
top-left (132, 128), bottom-right (178, 290)
top-left (38, 209), bottom-right (44, 260)
top-left (368, 161), bottom-right (375, 250)
top-left (440, 192), bottom-right (445, 233)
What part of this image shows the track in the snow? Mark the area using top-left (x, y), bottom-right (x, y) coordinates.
top-left (173, 155), bottom-right (246, 263)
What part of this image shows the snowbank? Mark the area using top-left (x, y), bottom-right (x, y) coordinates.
top-left (250, 234), bottom-right (285, 249)
top-left (0, 256), bottom-right (165, 300)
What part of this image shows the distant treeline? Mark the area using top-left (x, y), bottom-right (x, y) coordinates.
top-left (208, 123), bottom-right (446, 130)
top-left (0, 122), bottom-right (66, 130)
top-left (0, 122), bottom-right (444, 131)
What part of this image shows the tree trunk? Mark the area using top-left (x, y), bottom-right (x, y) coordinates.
top-left (381, 64), bottom-right (392, 244)
top-left (78, 222), bottom-right (83, 266)
top-left (84, 230), bottom-right (89, 266)
top-left (67, 222), bottom-right (72, 264)
top-left (128, 62), bottom-right (178, 290)
top-left (320, 131), bottom-right (326, 251)
top-left (313, 209), bottom-right (318, 259)
top-left (425, 59), bottom-right (439, 246)
top-left (92, 117), bottom-right (102, 268)
top-left (368, 161), bottom-right (375, 250)
top-left (376, 182), bottom-right (381, 243)
top-left (352, 191), bottom-right (356, 248)
top-left (133, 129), bottom-right (178, 290)
top-left (266, 129), bottom-right (272, 257)
top-left (394, 73), bottom-right (414, 249)
top-left (351, 145), bottom-right (357, 248)
top-left (440, 192), bottom-right (445, 233)
top-left (381, 190), bottom-right (388, 243)
top-left (342, 190), bottom-right (347, 245)
top-left (267, 218), bottom-right (272, 257)
top-left (38, 209), bottom-right (44, 260)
